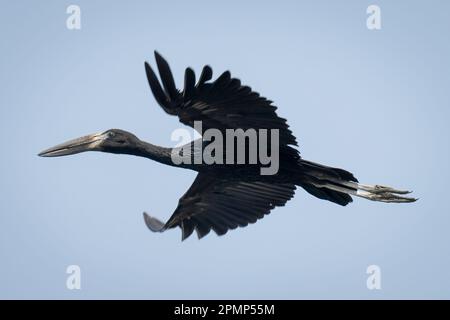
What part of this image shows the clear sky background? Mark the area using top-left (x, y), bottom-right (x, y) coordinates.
top-left (1, 0), bottom-right (449, 299)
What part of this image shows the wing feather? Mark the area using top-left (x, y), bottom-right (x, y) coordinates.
top-left (143, 173), bottom-right (296, 240)
top-left (154, 51), bottom-right (178, 100)
top-left (145, 52), bottom-right (298, 148)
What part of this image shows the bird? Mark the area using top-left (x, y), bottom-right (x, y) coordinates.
top-left (39, 51), bottom-right (416, 240)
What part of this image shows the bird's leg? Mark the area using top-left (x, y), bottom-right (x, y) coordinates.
top-left (354, 188), bottom-right (416, 203)
top-left (330, 180), bottom-right (417, 203)
top-left (355, 184), bottom-right (411, 195)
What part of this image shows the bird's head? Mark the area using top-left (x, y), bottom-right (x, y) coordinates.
top-left (38, 129), bottom-right (141, 157)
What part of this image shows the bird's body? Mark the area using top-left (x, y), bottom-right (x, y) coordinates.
top-left (39, 52), bottom-right (416, 240)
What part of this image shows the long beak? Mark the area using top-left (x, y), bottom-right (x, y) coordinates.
top-left (38, 132), bottom-right (105, 157)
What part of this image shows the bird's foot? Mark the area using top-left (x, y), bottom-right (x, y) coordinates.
top-left (355, 184), bottom-right (417, 203)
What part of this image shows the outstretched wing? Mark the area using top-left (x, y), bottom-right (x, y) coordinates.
top-left (144, 51), bottom-right (298, 148)
top-left (143, 173), bottom-right (296, 240)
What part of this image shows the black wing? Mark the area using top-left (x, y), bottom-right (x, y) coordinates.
top-left (145, 51), bottom-right (298, 149)
top-left (143, 172), bottom-right (296, 240)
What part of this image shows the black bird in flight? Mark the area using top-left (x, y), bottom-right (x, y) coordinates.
top-left (39, 51), bottom-right (416, 240)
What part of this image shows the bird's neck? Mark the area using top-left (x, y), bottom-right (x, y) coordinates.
top-left (134, 140), bottom-right (177, 167)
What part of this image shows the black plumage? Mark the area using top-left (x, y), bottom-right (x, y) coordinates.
top-left (39, 51), bottom-right (416, 241)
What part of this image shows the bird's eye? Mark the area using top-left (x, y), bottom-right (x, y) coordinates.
top-left (107, 131), bottom-right (115, 138)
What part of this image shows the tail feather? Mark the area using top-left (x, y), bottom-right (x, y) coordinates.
top-left (301, 183), bottom-right (353, 206)
top-left (298, 159), bottom-right (417, 205)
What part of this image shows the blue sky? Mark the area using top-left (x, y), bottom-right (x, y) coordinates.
top-left (1, 0), bottom-right (449, 299)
